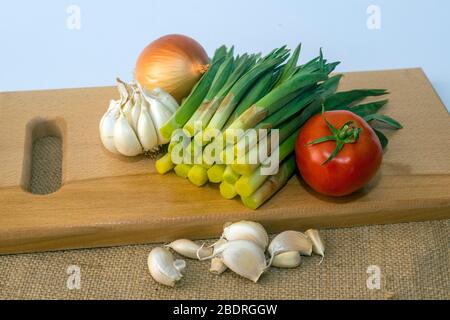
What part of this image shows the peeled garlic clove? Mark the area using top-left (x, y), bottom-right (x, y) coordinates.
top-left (166, 239), bottom-right (212, 260)
top-left (271, 251), bottom-right (301, 268)
top-left (222, 220), bottom-right (269, 250)
top-left (113, 112), bottom-right (143, 156)
top-left (99, 105), bottom-right (120, 154)
top-left (147, 247), bottom-right (184, 287)
top-left (268, 230), bottom-right (313, 259)
top-left (147, 96), bottom-right (173, 145)
top-left (210, 257), bottom-right (227, 275)
top-left (148, 87), bottom-right (179, 113)
top-left (305, 229), bottom-right (325, 258)
top-left (137, 103), bottom-right (158, 151)
top-left (214, 240), bottom-right (267, 283)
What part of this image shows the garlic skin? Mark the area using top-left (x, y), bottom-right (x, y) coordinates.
top-left (99, 78), bottom-right (179, 157)
top-left (271, 251), bottom-right (301, 268)
top-left (147, 247), bottom-right (185, 287)
top-left (268, 231), bottom-right (313, 263)
top-left (305, 229), bottom-right (325, 260)
top-left (211, 238), bottom-right (228, 255)
top-left (213, 240), bottom-right (267, 283)
top-left (166, 239), bottom-right (212, 260)
top-left (222, 221), bottom-right (269, 250)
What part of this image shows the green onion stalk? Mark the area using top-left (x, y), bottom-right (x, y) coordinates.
top-left (159, 46), bottom-right (228, 141)
top-left (235, 131), bottom-right (297, 197)
top-left (240, 155), bottom-right (297, 210)
top-left (223, 71), bottom-right (329, 146)
top-left (183, 52), bottom-right (257, 137)
top-left (202, 48), bottom-right (290, 142)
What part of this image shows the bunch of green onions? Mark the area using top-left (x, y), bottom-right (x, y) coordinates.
top-left (156, 44), bottom-right (393, 209)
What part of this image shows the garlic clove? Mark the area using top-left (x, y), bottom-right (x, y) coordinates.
top-left (271, 251), bottom-right (302, 268)
top-left (214, 240), bottom-right (267, 283)
top-left (305, 229), bottom-right (325, 260)
top-left (146, 96), bottom-right (173, 145)
top-left (120, 79), bottom-right (137, 126)
top-left (147, 87), bottom-right (179, 114)
top-left (128, 91), bottom-right (142, 131)
top-left (268, 230), bottom-right (313, 260)
top-left (166, 239), bottom-right (212, 260)
top-left (99, 102), bottom-right (120, 154)
top-left (107, 99), bottom-right (119, 112)
top-left (116, 78), bottom-right (130, 105)
top-left (147, 247), bottom-right (184, 287)
top-left (222, 220), bottom-right (269, 250)
top-left (137, 103), bottom-right (158, 152)
top-left (113, 112), bottom-right (143, 156)
top-left (210, 257), bottom-right (227, 275)
top-left (122, 96), bottom-right (135, 123)
top-left (129, 81), bottom-right (138, 92)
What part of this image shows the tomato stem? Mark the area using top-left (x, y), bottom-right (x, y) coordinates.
top-left (307, 116), bottom-right (362, 165)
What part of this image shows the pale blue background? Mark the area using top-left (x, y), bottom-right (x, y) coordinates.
top-left (1, 0), bottom-right (449, 111)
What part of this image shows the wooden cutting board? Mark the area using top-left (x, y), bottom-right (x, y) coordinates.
top-left (1, 68), bottom-right (449, 254)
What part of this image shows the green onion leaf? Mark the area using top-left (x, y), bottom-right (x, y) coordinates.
top-left (363, 114), bottom-right (403, 129)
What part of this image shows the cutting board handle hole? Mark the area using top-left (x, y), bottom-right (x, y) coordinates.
top-left (21, 118), bottom-right (66, 195)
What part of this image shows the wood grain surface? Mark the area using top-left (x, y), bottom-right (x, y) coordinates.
top-left (0, 68), bottom-right (449, 254)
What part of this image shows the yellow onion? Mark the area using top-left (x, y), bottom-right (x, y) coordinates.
top-left (135, 34), bottom-right (209, 103)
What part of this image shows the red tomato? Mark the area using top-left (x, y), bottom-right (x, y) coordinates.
top-left (295, 110), bottom-right (382, 197)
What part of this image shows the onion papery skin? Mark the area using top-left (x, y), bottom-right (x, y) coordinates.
top-left (135, 34), bottom-right (209, 103)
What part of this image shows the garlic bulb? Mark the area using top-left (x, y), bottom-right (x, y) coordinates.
top-left (166, 239), bottom-right (212, 260)
top-left (147, 247), bottom-right (185, 287)
top-left (222, 221), bottom-right (269, 250)
top-left (99, 78), bottom-right (179, 157)
top-left (212, 240), bottom-right (267, 283)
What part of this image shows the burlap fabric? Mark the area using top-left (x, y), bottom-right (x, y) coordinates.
top-left (0, 137), bottom-right (448, 300)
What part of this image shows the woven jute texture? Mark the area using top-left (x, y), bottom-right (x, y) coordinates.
top-left (0, 137), bottom-right (448, 300)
